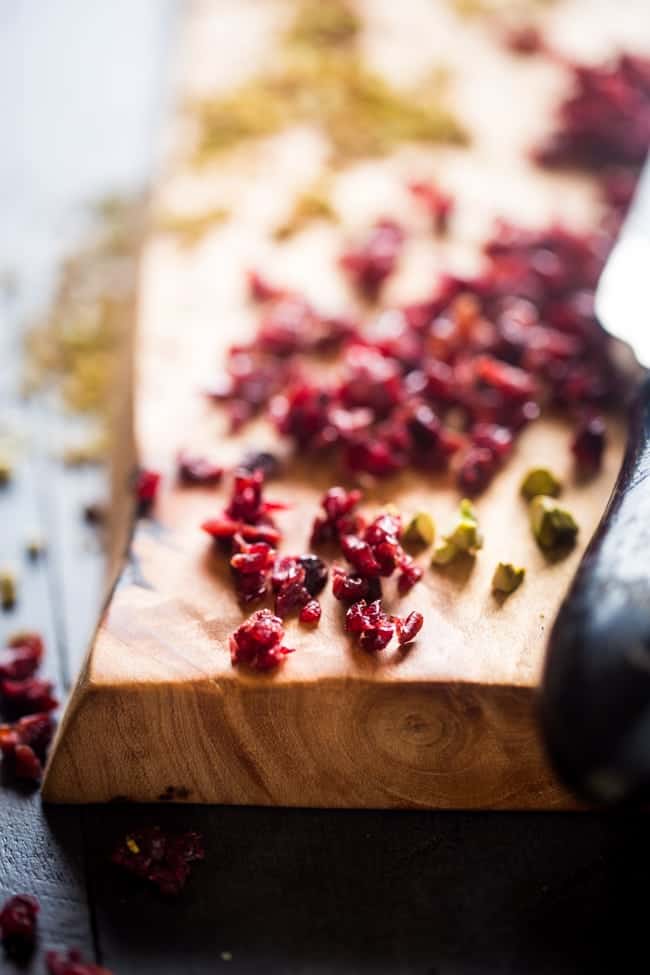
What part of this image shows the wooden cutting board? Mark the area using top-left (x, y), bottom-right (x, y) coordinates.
top-left (43, 0), bottom-right (650, 807)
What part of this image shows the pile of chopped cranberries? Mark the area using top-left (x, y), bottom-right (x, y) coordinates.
top-left (212, 51), bottom-right (650, 669)
top-left (203, 56), bottom-right (650, 497)
top-left (0, 631), bottom-right (56, 784)
top-left (112, 826), bottom-right (205, 896)
top-left (346, 601), bottom-right (423, 652)
top-left (229, 609), bottom-right (294, 671)
top-left (202, 469), bottom-right (285, 602)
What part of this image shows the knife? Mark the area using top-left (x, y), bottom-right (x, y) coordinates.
top-left (540, 157), bottom-right (650, 805)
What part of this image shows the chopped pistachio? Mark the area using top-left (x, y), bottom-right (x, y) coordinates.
top-left (403, 511), bottom-right (435, 547)
top-left (448, 499), bottom-right (483, 553)
top-left (288, 0), bottom-right (360, 51)
top-left (0, 567), bottom-right (17, 609)
top-left (520, 467), bottom-right (562, 500)
top-left (157, 206), bottom-right (230, 247)
top-left (26, 534), bottom-right (47, 560)
top-left (0, 452), bottom-right (12, 485)
top-left (432, 499), bottom-right (482, 565)
top-left (25, 195), bottom-right (142, 458)
top-left (431, 538), bottom-right (458, 565)
top-left (530, 495), bottom-right (578, 550)
top-left (193, 0), bottom-right (466, 167)
top-left (273, 181), bottom-right (337, 241)
top-left (492, 562), bottom-right (525, 594)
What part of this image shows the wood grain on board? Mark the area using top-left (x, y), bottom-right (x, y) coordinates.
top-left (43, 0), bottom-right (650, 807)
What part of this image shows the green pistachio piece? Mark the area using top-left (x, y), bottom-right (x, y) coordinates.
top-left (431, 538), bottom-right (458, 565)
top-left (432, 499), bottom-right (482, 565)
top-left (492, 561), bottom-right (525, 594)
top-left (26, 535), bottom-right (47, 560)
top-left (448, 498), bottom-right (483, 553)
top-left (520, 467), bottom-right (562, 500)
top-left (0, 567), bottom-right (17, 609)
top-left (0, 453), bottom-right (12, 486)
top-left (403, 511), bottom-right (435, 547)
top-left (530, 495), bottom-right (578, 550)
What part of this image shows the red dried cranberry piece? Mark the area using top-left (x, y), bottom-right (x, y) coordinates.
top-left (408, 180), bottom-right (455, 233)
top-left (475, 356), bottom-right (537, 401)
top-left (397, 555), bottom-right (423, 594)
top-left (396, 610), bottom-right (424, 646)
top-left (135, 468), bottom-right (160, 513)
top-left (571, 414), bottom-right (606, 474)
top-left (359, 618), bottom-right (395, 652)
top-left (112, 826), bottom-right (204, 897)
top-left (0, 677), bottom-right (58, 716)
top-left (247, 269), bottom-right (286, 303)
top-left (239, 449), bottom-right (282, 479)
top-left (299, 599), bottom-right (321, 624)
top-left (229, 609), bottom-right (294, 671)
top-left (14, 744), bottom-right (42, 782)
top-left (535, 54), bottom-right (650, 171)
top-left (345, 599), bottom-right (396, 651)
top-left (0, 894), bottom-right (39, 958)
top-left (0, 632), bottom-right (43, 680)
top-left (338, 346), bottom-right (404, 417)
top-left (0, 713), bottom-right (55, 775)
top-left (201, 518), bottom-right (281, 547)
top-left (311, 488), bottom-right (363, 546)
top-left (339, 219), bottom-right (405, 300)
top-left (503, 24), bottom-right (543, 55)
top-left (272, 383), bottom-right (336, 448)
top-left (340, 535), bottom-right (382, 577)
top-left (332, 567), bottom-right (373, 603)
top-left (231, 541), bottom-right (276, 575)
top-left (298, 555), bottom-right (328, 595)
top-left (457, 446), bottom-right (499, 496)
top-left (177, 451), bottom-right (223, 486)
top-left (46, 948), bottom-right (113, 975)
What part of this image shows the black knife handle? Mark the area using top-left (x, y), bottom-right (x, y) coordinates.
top-left (540, 372), bottom-right (650, 804)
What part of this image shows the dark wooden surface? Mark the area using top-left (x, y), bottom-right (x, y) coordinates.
top-left (0, 3), bottom-right (647, 973)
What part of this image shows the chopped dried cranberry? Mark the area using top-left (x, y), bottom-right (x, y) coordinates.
top-left (14, 744), bottom-right (42, 782)
top-left (457, 446), bottom-right (499, 496)
top-left (247, 269), bottom-right (287, 303)
top-left (340, 534), bottom-right (382, 577)
top-left (229, 609), bottom-right (294, 671)
top-left (0, 632), bottom-right (43, 680)
top-left (0, 677), bottom-right (58, 716)
top-left (0, 894), bottom-right (39, 958)
top-left (239, 449), bottom-right (282, 479)
top-left (503, 24), bottom-right (543, 55)
top-left (396, 611), bottom-right (424, 646)
top-left (311, 487), bottom-right (363, 546)
top-left (1, 714), bottom-right (54, 783)
top-left (340, 219), bottom-right (405, 300)
top-left (397, 555), bottom-right (423, 594)
top-left (135, 468), bottom-right (160, 513)
top-left (201, 517), bottom-right (281, 547)
top-left (298, 554), bottom-right (329, 595)
top-left (177, 451), bottom-right (223, 485)
top-left (299, 599), bottom-right (321, 624)
top-left (231, 540), bottom-right (276, 575)
top-left (46, 949), bottom-right (112, 975)
top-left (332, 567), bottom-right (380, 603)
top-left (408, 180), bottom-right (455, 233)
top-left (112, 826), bottom-right (204, 897)
top-left (571, 414), bottom-right (606, 473)
top-left (345, 600), bottom-right (395, 652)
top-left (535, 54), bottom-right (650, 172)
